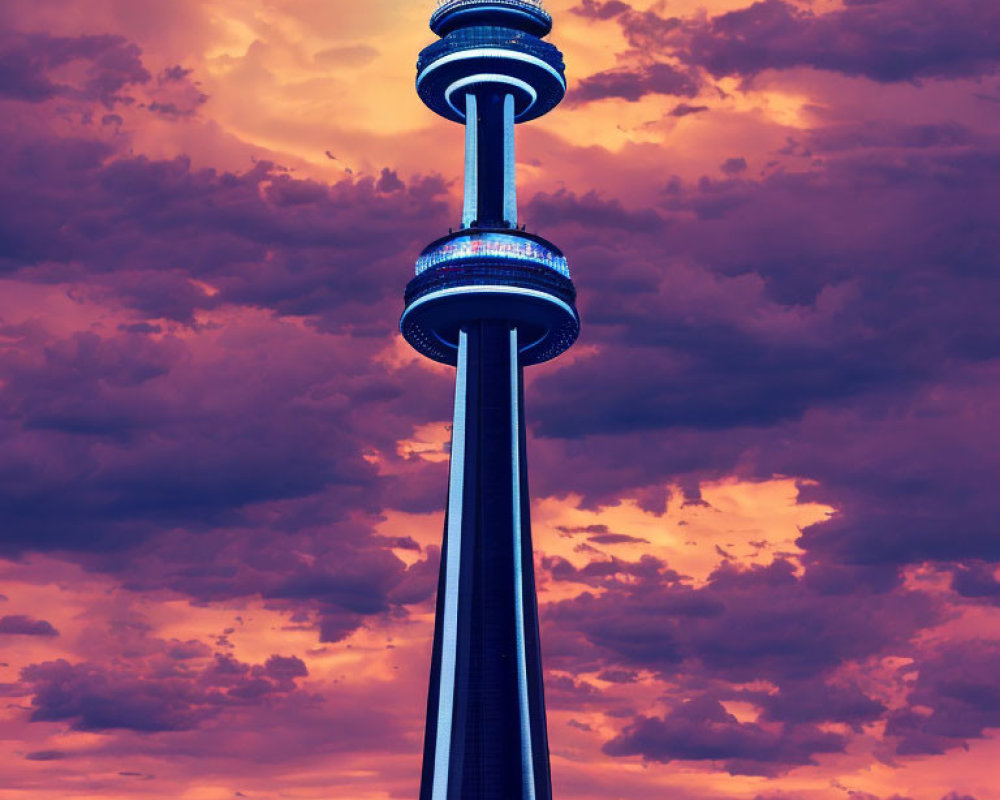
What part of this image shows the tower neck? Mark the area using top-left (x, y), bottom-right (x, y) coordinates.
top-left (462, 91), bottom-right (517, 229)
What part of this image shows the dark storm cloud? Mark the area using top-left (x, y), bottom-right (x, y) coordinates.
top-left (754, 679), bottom-right (885, 730)
top-left (540, 554), bottom-right (1000, 764)
top-left (0, 323), bottom-right (384, 551)
top-left (546, 559), bottom-right (938, 683)
top-left (24, 749), bottom-right (68, 761)
top-left (20, 651), bottom-right (309, 732)
top-left (885, 641), bottom-right (1000, 755)
top-left (603, 695), bottom-right (845, 775)
top-left (566, 0), bottom-right (1000, 112)
top-left (807, 121), bottom-right (976, 153)
top-left (588, 532), bottom-right (649, 545)
top-left (681, 0), bottom-right (1000, 83)
top-left (521, 129), bottom-right (1000, 567)
top-left (0, 88), bottom-right (455, 559)
top-left (669, 103), bottom-right (709, 117)
top-left (720, 157), bottom-right (747, 176)
top-left (542, 553), bottom-right (671, 588)
top-left (569, 0), bottom-right (631, 21)
top-left (0, 33), bottom-right (456, 650)
top-left (0, 126), bottom-right (449, 325)
top-left (108, 524), bottom-right (438, 643)
top-left (950, 562), bottom-right (1000, 603)
top-left (569, 63), bottom-right (699, 105)
top-left (0, 30), bottom-right (149, 104)
top-left (0, 615), bottom-right (59, 636)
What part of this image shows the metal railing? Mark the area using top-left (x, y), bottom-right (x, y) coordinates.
top-left (435, 0), bottom-right (546, 11)
top-left (431, 0), bottom-right (551, 28)
top-left (417, 26), bottom-right (564, 74)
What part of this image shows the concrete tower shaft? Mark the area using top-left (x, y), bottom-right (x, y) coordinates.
top-left (403, 2), bottom-right (577, 799)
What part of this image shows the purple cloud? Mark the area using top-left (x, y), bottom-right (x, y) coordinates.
top-left (0, 30), bottom-right (149, 105)
top-left (603, 695), bottom-right (846, 775)
top-left (950, 562), bottom-right (1000, 603)
top-left (570, 63), bottom-right (699, 105)
top-left (547, 559), bottom-right (939, 683)
top-left (886, 641), bottom-right (1000, 755)
top-left (682, 0), bottom-right (1000, 83)
top-left (20, 651), bottom-right (309, 733)
top-left (0, 615), bottom-right (59, 636)
top-left (570, 0), bottom-right (631, 21)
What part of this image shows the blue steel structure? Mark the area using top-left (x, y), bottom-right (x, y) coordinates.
top-left (401, 2), bottom-right (578, 798)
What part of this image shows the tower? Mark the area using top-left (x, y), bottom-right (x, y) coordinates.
top-left (401, 2), bottom-right (578, 799)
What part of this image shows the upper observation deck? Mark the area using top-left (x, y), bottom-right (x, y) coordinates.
top-left (416, 26), bottom-right (566, 123)
top-left (430, 0), bottom-right (552, 37)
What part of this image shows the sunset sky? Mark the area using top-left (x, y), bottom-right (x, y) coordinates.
top-left (1, 0), bottom-right (999, 798)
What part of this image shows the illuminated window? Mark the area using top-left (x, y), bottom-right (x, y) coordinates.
top-left (416, 233), bottom-right (570, 277)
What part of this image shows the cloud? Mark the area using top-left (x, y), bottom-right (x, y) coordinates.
top-left (588, 532), bottom-right (650, 545)
top-left (0, 615), bottom-right (59, 636)
top-left (0, 29), bottom-right (149, 105)
top-left (603, 695), bottom-right (846, 775)
top-left (547, 559), bottom-right (938, 683)
top-left (569, 0), bottom-right (1000, 104)
top-left (20, 651), bottom-right (309, 733)
top-left (680, 0), bottom-right (1000, 83)
top-left (720, 157), bottom-right (747, 175)
top-left (569, 0), bottom-right (631, 21)
top-left (669, 103), bottom-right (709, 117)
top-left (886, 641), bottom-right (1000, 755)
top-left (0, 117), bottom-right (449, 326)
top-left (519, 133), bottom-right (1000, 569)
top-left (570, 63), bottom-right (699, 105)
top-left (24, 749), bottom-right (68, 761)
top-left (950, 562), bottom-right (1000, 603)
top-left (755, 679), bottom-right (885, 730)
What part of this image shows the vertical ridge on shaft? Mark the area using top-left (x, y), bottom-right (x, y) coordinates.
top-left (510, 327), bottom-right (536, 800)
top-left (463, 94), bottom-right (478, 228)
top-left (503, 94), bottom-right (517, 226)
top-left (431, 329), bottom-right (469, 800)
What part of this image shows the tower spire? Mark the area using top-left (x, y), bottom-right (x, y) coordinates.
top-left (402, 3), bottom-right (578, 798)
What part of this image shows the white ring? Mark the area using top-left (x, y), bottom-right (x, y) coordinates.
top-left (401, 285), bottom-right (577, 339)
top-left (417, 47), bottom-right (567, 102)
top-left (444, 73), bottom-right (538, 118)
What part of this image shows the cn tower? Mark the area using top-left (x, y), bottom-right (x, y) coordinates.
top-left (400, 1), bottom-right (578, 798)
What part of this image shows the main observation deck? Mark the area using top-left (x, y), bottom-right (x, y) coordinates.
top-left (401, 228), bottom-right (579, 366)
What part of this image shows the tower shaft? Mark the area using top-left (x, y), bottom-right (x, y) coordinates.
top-left (420, 321), bottom-right (551, 800)
top-left (404, 3), bottom-right (578, 797)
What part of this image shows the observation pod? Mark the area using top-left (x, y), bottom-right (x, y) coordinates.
top-left (401, 228), bottom-right (579, 366)
top-left (430, 0), bottom-right (553, 37)
top-left (402, 2), bottom-right (577, 800)
top-left (416, 0), bottom-right (566, 124)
